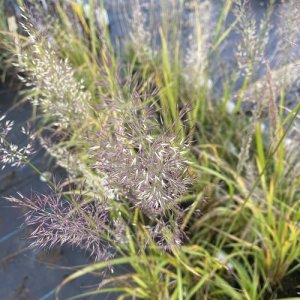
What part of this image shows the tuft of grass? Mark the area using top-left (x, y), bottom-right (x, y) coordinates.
top-left (0, 0), bottom-right (299, 299)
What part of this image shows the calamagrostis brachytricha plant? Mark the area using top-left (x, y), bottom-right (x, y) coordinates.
top-left (3, 95), bottom-right (191, 256)
top-left (3, 14), bottom-right (192, 256)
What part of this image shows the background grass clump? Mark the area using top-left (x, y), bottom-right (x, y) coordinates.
top-left (0, 0), bottom-right (300, 299)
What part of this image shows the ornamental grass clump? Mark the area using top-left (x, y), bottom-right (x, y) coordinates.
top-left (0, 14), bottom-right (192, 261)
top-left (1, 0), bottom-right (300, 298)
top-left (1, 84), bottom-right (191, 263)
top-left (4, 118), bottom-right (190, 258)
top-left (92, 98), bottom-right (190, 217)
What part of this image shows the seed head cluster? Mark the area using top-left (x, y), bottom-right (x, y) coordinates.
top-left (92, 99), bottom-right (190, 217)
top-left (0, 114), bottom-right (35, 170)
top-left (18, 48), bottom-right (92, 129)
top-left (7, 185), bottom-right (118, 262)
top-left (15, 20), bottom-right (92, 130)
top-left (234, 0), bottom-right (269, 78)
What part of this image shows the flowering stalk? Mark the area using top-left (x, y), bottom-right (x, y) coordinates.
top-left (0, 114), bottom-right (35, 170)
